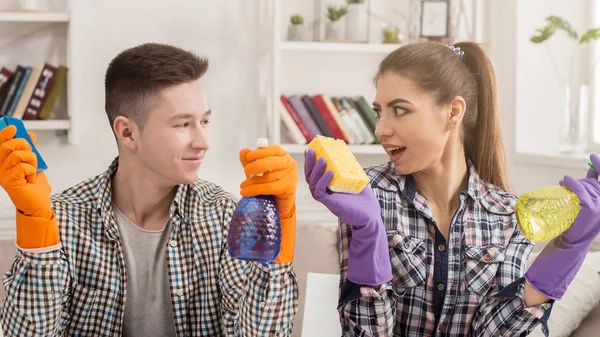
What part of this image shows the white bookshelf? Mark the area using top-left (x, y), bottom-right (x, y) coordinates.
top-left (282, 143), bottom-right (385, 155)
top-left (0, 3), bottom-right (76, 144)
top-left (265, 0), bottom-right (394, 156)
top-left (23, 119), bottom-right (70, 130)
top-left (0, 11), bottom-right (69, 22)
top-left (280, 41), bottom-right (401, 54)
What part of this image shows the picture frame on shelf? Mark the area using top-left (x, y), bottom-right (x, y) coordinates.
top-left (419, 0), bottom-right (449, 39)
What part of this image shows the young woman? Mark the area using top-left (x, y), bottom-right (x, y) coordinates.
top-left (304, 41), bottom-right (600, 336)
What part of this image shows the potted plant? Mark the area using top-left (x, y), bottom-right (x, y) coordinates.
top-left (346, 0), bottom-right (367, 42)
top-left (530, 15), bottom-right (600, 153)
top-left (288, 14), bottom-right (308, 41)
top-left (325, 5), bottom-right (348, 41)
top-left (19, 0), bottom-right (39, 11)
top-left (382, 26), bottom-right (401, 44)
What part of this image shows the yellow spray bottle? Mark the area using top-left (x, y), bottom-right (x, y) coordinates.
top-left (515, 162), bottom-right (596, 242)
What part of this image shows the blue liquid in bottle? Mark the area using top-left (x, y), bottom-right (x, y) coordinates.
top-left (228, 138), bottom-right (282, 263)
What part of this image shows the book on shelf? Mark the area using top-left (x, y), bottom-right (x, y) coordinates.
top-left (279, 94), bottom-right (378, 145)
top-left (0, 63), bottom-right (68, 121)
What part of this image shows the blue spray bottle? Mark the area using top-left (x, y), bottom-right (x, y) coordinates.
top-left (227, 138), bottom-right (281, 262)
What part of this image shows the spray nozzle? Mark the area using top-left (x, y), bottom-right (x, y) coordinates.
top-left (257, 138), bottom-right (268, 149)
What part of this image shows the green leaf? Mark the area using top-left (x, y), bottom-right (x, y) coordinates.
top-left (326, 5), bottom-right (348, 21)
top-left (546, 15), bottom-right (578, 39)
top-left (530, 26), bottom-right (556, 43)
top-left (580, 28), bottom-right (600, 44)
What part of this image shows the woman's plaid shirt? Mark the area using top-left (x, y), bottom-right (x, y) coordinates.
top-left (0, 158), bottom-right (298, 336)
top-left (338, 162), bottom-right (553, 337)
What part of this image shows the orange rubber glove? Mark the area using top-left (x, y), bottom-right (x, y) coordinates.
top-left (239, 144), bottom-right (298, 264)
top-left (0, 125), bottom-right (59, 249)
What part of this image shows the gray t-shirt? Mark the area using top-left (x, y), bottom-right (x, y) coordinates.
top-left (112, 204), bottom-right (177, 337)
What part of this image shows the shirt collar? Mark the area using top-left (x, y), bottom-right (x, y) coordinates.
top-left (373, 160), bottom-right (483, 203)
top-left (93, 157), bottom-right (189, 239)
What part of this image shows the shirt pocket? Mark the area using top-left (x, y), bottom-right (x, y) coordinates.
top-left (463, 244), bottom-right (505, 295)
top-left (387, 230), bottom-right (428, 288)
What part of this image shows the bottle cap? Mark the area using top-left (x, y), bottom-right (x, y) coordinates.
top-left (257, 138), bottom-right (268, 148)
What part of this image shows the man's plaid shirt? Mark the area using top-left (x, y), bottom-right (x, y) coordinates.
top-left (338, 162), bottom-right (553, 336)
top-left (0, 158), bottom-right (298, 336)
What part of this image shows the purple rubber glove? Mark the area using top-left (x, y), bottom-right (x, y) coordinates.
top-left (304, 149), bottom-right (392, 286)
top-left (525, 153), bottom-right (600, 300)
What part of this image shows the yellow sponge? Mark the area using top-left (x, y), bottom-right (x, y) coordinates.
top-left (307, 135), bottom-right (370, 194)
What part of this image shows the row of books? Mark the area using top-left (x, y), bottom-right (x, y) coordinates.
top-left (280, 94), bottom-right (378, 145)
top-left (0, 63), bottom-right (68, 120)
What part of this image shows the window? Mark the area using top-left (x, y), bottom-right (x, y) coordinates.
top-left (591, 3), bottom-right (600, 152)
top-left (593, 77), bottom-right (600, 150)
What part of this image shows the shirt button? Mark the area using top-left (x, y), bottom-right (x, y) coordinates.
top-left (438, 324), bottom-right (445, 331)
top-left (176, 289), bottom-right (184, 296)
top-left (437, 283), bottom-right (445, 291)
top-left (170, 240), bottom-right (177, 247)
top-left (438, 244), bottom-right (446, 252)
top-left (404, 243), bottom-right (411, 249)
top-left (484, 253), bottom-right (492, 261)
top-left (260, 301), bottom-right (266, 307)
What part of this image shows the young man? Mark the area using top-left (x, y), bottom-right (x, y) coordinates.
top-left (0, 43), bottom-right (299, 336)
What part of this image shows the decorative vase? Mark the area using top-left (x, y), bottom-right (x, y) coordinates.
top-left (288, 24), bottom-right (308, 41)
top-left (346, 3), bottom-right (367, 42)
top-left (20, 0), bottom-right (38, 11)
top-left (325, 20), bottom-right (345, 41)
top-left (559, 84), bottom-right (589, 153)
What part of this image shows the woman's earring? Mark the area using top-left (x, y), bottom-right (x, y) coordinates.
top-left (450, 123), bottom-right (456, 129)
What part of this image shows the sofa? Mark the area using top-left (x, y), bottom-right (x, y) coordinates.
top-left (0, 222), bottom-right (599, 336)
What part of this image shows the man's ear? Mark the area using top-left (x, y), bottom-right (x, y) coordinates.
top-left (113, 116), bottom-right (139, 151)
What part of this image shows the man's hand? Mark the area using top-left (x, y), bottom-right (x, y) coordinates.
top-left (0, 125), bottom-right (59, 249)
top-left (239, 145), bottom-right (298, 264)
top-left (0, 125), bottom-right (52, 218)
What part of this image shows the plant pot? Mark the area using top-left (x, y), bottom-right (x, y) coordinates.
top-left (288, 24), bottom-right (308, 42)
top-left (346, 3), bottom-right (367, 42)
top-left (19, 0), bottom-right (38, 11)
top-left (325, 20), bottom-right (345, 42)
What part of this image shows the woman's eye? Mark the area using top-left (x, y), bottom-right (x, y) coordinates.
top-left (372, 108), bottom-right (381, 119)
top-left (393, 107), bottom-right (407, 116)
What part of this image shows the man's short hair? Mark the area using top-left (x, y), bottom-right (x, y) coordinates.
top-left (104, 43), bottom-right (209, 130)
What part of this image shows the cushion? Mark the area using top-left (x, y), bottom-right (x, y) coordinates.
top-left (291, 221), bottom-right (340, 336)
top-left (528, 251), bottom-right (600, 337)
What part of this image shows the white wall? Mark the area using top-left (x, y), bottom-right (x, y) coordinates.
top-left (0, 0), bottom-right (265, 225)
top-left (0, 0), bottom-right (595, 229)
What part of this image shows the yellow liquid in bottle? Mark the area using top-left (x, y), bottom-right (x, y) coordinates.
top-left (515, 186), bottom-right (581, 242)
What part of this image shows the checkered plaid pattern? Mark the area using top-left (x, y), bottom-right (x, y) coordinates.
top-left (338, 162), bottom-right (553, 336)
top-left (0, 158), bottom-right (298, 336)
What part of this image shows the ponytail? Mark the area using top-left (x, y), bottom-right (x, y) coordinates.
top-left (454, 42), bottom-right (509, 191)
